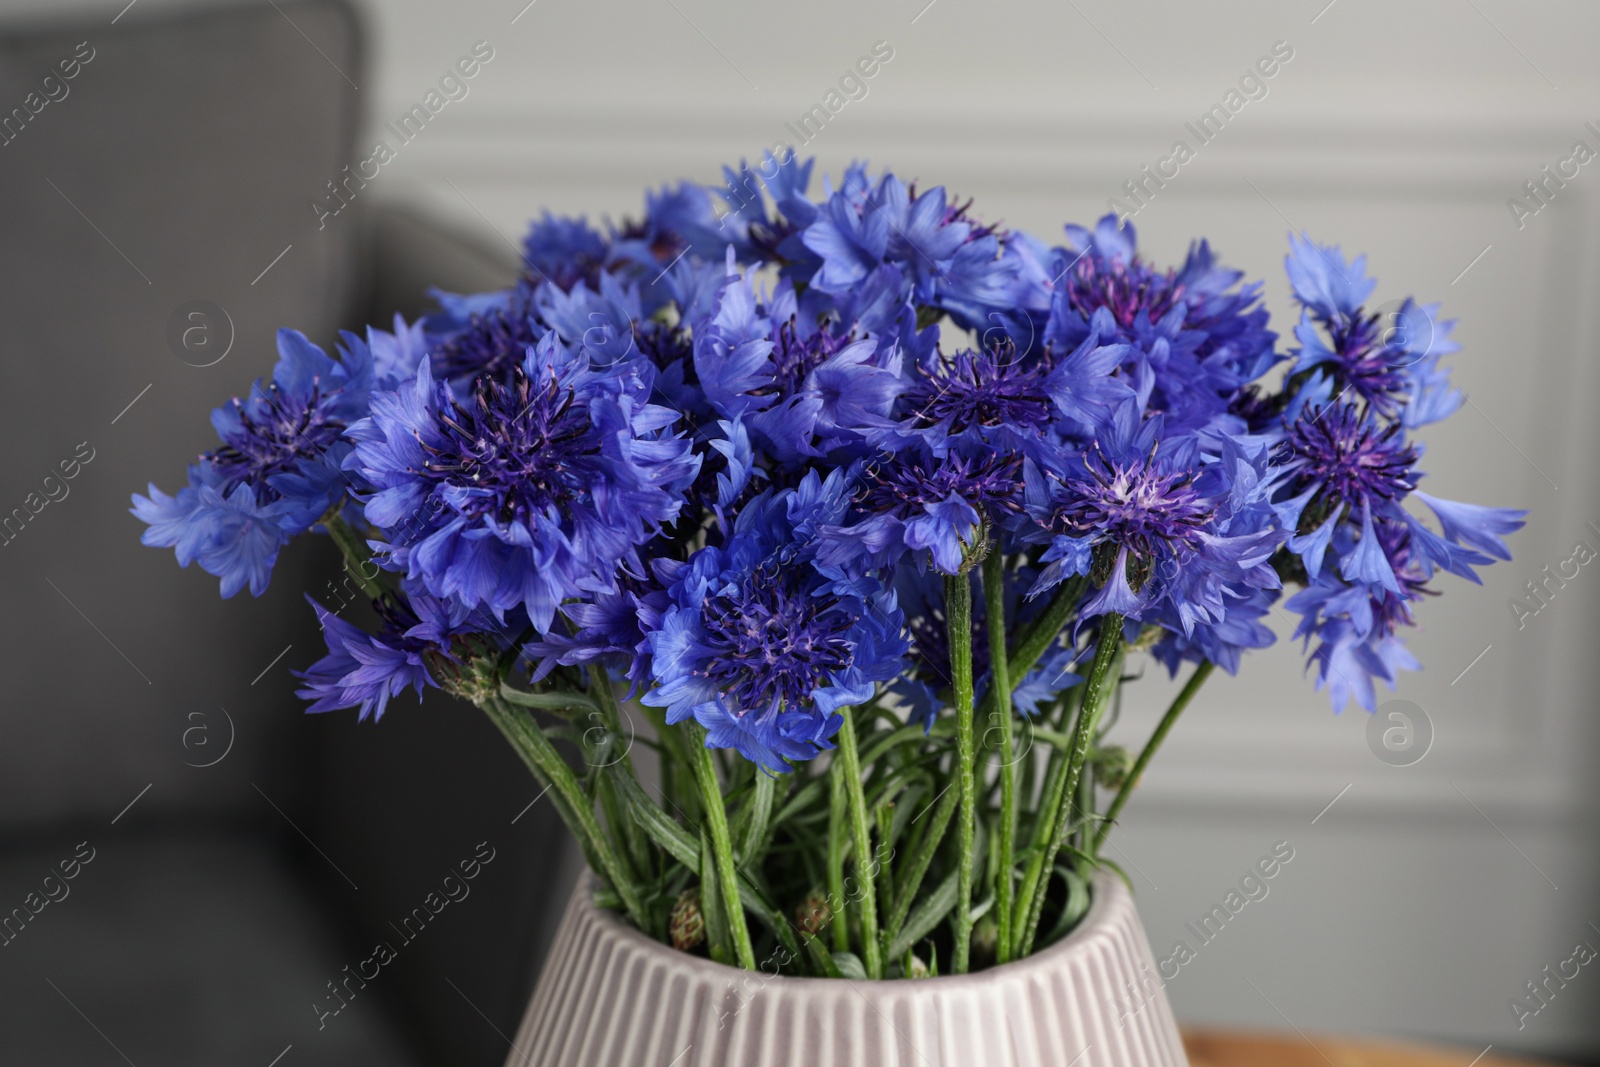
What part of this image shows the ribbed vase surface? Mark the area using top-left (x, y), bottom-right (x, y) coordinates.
top-left (506, 870), bottom-right (1188, 1067)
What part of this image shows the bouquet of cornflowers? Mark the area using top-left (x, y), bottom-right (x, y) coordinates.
top-left (134, 154), bottom-right (1524, 979)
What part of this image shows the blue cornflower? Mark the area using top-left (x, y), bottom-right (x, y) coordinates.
top-left (815, 447), bottom-right (1021, 576)
top-left (296, 589), bottom-right (477, 721)
top-left (1273, 401), bottom-right (1419, 585)
top-left (799, 167), bottom-right (1030, 332)
top-left (1271, 397), bottom-right (1526, 709)
top-left (643, 482), bottom-right (908, 772)
top-left (1283, 521), bottom-right (1429, 713)
top-left (631, 181), bottom-right (726, 264)
top-left (1283, 233), bottom-right (1374, 324)
top-left (691, 261), bottom-right (905, 462)
top-left (1272, 400), bottom-right (1520, 595)
top-left (1149, 587), bottom-right (1278, 677)
top-left (1045, 216), bottom-right (1278, 433)
top-left (1022, 403), bottom-right (1284, 629)
top-left (428, 279), bottom-right (545, 388)
top-left (888, 345), bottom-right (1053, 459)
top-left (745, 326), bottom-right (903, 462)
top-left (704, 151), bottom-right (820, 273)
top-left (1284, 236), bottom-right (1462, 428)
top-left (345, 333), bottom-right (701, 631)
top-left (523, 578), bottom-right (670, 697)
top-left (522, 212), bottom-right (610, 292)
top-left (131, 329), bottom-right (372, 596)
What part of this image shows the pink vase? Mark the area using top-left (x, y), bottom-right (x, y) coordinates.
top-left (504, 869), bottom-right (1189, 1066)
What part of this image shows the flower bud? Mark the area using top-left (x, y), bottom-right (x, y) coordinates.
top-left (796, 892), bottom-right (832, 936)
top-left (671, 888), bottom-right (705, 951)
top-left (1092, 744), bottom-right (1135, 792)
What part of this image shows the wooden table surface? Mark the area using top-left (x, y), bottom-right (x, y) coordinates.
top-left (1182, 1029), bottom-right (1560, 1067)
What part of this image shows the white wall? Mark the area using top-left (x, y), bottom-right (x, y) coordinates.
top-left (41, 0), bottom-right (1598, 1056)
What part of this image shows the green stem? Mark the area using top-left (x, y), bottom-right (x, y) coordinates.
top-left (945, 570), bottom-right (977, 974)
top-left (638, 703), bottom-right (698, 823)
top-left (1091, 660), bottom-right (1214, 856)
top-left (982, 549), bottom-right (1017, 965)
top-left (688, 731), bottom-right (757, 971)
top-left (835, 708), bottom-right (884, 979)
top-left (587, 668), bottom-right (636, 771)
top-left (968, 574), bottom-right (1085, 735)
top-left (1012, 612), bottom-right (1122, 959)
top-left (320, 509), bottom-right (387, 601)
top-left (479, 694), bottom-right (646, 928)
top-left (875, 802), bottom-right (896, 940)
top-left (827, 764), bottom-right (851, 953)
top-left (586, 668), bottom-right (652, 879)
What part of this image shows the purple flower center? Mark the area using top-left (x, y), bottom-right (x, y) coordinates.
top-left (909, 186), bottom-right (1000, 242)
top-left (766, 319), bottom-right (853, 397)
top-left (208, 380), bottom-right (346, 497)
top-left (904, 348), bottom-right (1052, 435)
top-left (697, 569), bottom-right (858, 717)
top-left (1316, 314), bottom-right (1411, 418)
top-left (635, 322), bottom-right (694, 371)
top-left (746, 214), bottom-right (800, 264)
top-left (1065, 256), bottom-right (1184, 330)
top-left (1056, 449), bottom-right (1211, 561)
top-left (417, 365), bottom-right (598, 524)
top-left (1283, 404), bottom-right (1417, 511)
top-left (433, 289), bottom-right (543, 383)
top-left (860, 451), bottom-right (1022, 518)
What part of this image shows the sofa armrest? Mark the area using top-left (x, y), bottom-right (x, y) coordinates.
top-left (361, 203), bottom-right (523, 322)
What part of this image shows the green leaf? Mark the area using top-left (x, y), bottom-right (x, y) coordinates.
top-left (802, 933), bottom-right (844, 978)
top-left (1082, 852), bottom-right (1134, 894)
top-left (859, 724), bottom-right (938, 767)
top-left (700, 829), bottom-right (732, 965)
top-left (612, 768), bottom-right (699, 868)
top-left (735, 770), bottom-right (778, 865)
top-left (1044, 864), bottom-right (1092, 945)
top-left (831, 951), bottom-right (867, 980)
top-left (770, 776), bottom-right (828, 831)
top-left (886, 780), bottom-right (958, 943)
top-left (612, 767), bottom-right (801, 963)
top-left (887, 866), bottom-right (959, 960)
top-left (498, 681), bottom-right (600, 716)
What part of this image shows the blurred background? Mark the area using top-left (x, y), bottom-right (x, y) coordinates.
top-left (1, 0), bottom-right (1597, 1063)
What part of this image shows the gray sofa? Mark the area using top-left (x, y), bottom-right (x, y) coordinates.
top-left (0, 3), bottom-right (574, 1063)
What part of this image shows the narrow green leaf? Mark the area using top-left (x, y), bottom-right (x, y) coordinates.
top-left (887, 866), bottom-right (959, 960)
top-left (498, 681), bottom-right (598, 716)
top-left (803, 933), bottom-right (844, 978)
top-left (735, 770), bottom-right (777, 865)
top-left (700, 828), bottom-right (732, 965)
top-left (1044, 865), bottom-right (1091, 944)
top-left (831, 951), bottom-right (867, 980)
top-left (611, 768), bottom-right (699, 868)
